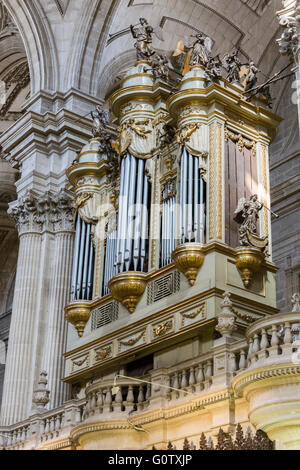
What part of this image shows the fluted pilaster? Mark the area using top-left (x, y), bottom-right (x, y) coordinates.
top-left (1, 232), bottom-right (42, 424)
top-left (41, 231), bottom-right (74, 408)
top-left (0, 190), bottom-right (75, 425)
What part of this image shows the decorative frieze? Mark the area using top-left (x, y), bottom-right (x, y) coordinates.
top-left (70, 353), bottom-right (90, 374)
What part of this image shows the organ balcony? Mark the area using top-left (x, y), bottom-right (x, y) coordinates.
top-left (62, 48), bottom-right (284, 449)
top-left (2, 299), bottom-right (300, 450)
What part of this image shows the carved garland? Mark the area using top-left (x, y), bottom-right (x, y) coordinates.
top-left (232, 307), bottom-right (255, 324)
top-left (119, 330), bottom-right (146, 347)
top-left (225, 128), bottom-right (256, 157)
top-left (180, 306), bottom-right (204, 320)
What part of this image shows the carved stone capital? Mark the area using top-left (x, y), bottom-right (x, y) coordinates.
top-left (277, 3), bottom-right (300, 63)
top-left (8, 189), bottom-right (75, 235)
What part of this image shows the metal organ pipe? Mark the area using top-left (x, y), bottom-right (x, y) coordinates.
top-left (71, 215), bottom-right (81, 300)
top-left (181, 148), bottom-right (188, 243)
top-left (188, 152), bottom-right (193, 241)
top-left (133, 159), bottom-right (144, 271)
top-left (82, 223), bottom-right (91, 299)
top-left (194, 156), bottom-right (199, 242)
top-left (76, 219), bottom-right (86, 299)
top-left (179, 149), bottom-right (206, 246)
top-left (107, 152), bottom-right (150, 284)
top-left (119, 154), bottom-right (130, 272)
top-left (125, 155), bottom-right (137, 271)
top-left (140, 172), bottom-right (149, 272)
top-left (87, 239), bottom-right (94, 299)
top-left (71, 214), bottom-right (95, 301)
top-left (199, 176), bottom-right (205, 244)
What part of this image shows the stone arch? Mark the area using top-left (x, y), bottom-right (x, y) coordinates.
top-left (64, 0), bottom-right (122, 96)
top-left (3, 0), bottom-right (59, 95)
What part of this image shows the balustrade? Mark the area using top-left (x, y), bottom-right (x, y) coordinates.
top-left (230, 312), bottom-right (300, 377)
top-left (83, 378), bottom-right (150, 419)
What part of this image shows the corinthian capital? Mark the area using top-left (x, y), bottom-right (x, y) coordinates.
top-left (277, 1), bottom-right (300, 62)
top-left (8, 189), bottom-right (75, 235)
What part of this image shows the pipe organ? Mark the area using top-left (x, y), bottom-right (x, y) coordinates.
top-left (62, 30), bottom-right (284, 453)
top-left (116, 153), bottom-right (150, 274)
top-left (180, 148), bottom-right (206, 245)
top-left (71, 215), bottom-right (95, 301)
top-left (65, 58), bottom-right (281, 338)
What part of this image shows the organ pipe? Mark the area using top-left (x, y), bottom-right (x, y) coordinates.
top-left (104, 152), bottom-right (150, 281)
top-left (71, 214), bottom-right (95, 301)
top-left (180, 149), bottom-right (206, 245)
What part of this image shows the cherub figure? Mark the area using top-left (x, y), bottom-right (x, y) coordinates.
top-left (126, 118), bottom-right (152, 138)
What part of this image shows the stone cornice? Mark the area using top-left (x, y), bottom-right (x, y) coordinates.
top-left (8, 189), bottom-right (75, 235)
top-left (0, 109), bottom-right (94, 168)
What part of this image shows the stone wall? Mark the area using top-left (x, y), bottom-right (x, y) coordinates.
top-left (270, 77), bottom-right (300, 311)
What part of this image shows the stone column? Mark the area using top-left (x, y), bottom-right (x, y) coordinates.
top-left (41, 195), bottom-right (75, 408)
top-left (0, 192), bottom-right (43, 425)
top-left (0, 190), bottom-right (75, 425)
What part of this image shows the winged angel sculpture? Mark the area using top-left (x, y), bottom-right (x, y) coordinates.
top-left (234, 194), bottom-right (269, 254)
top-left (130, 18), bottom-right (164, 61)
top-left (173, 33), bottom-right (213, 75)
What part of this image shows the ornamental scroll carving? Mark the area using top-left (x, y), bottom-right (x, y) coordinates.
top-left (225, 128), bottom-right (256, 157)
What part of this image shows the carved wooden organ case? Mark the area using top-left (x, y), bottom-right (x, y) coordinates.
top-left (65, 61), bottom-right (281, 339)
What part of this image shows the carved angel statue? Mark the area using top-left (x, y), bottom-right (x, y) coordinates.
top-left (173, 33), bottom-right (213, 75)
top-left (151, 53), bottom-right (169, 81)
top-left (243, 61), bottom-right (259, 92)
top-left (204, 54), bottom-right (222, 82)
top-left (222, 48), bottom-right (242, 83)
top-left (190, 33), bottom-right (212, 67)
top-left (130, 18), bottom-right (164, 61)
top-left (91, 105), bottom-right (110, 137)
top-left (234, 194), bottom-right (268, 253)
